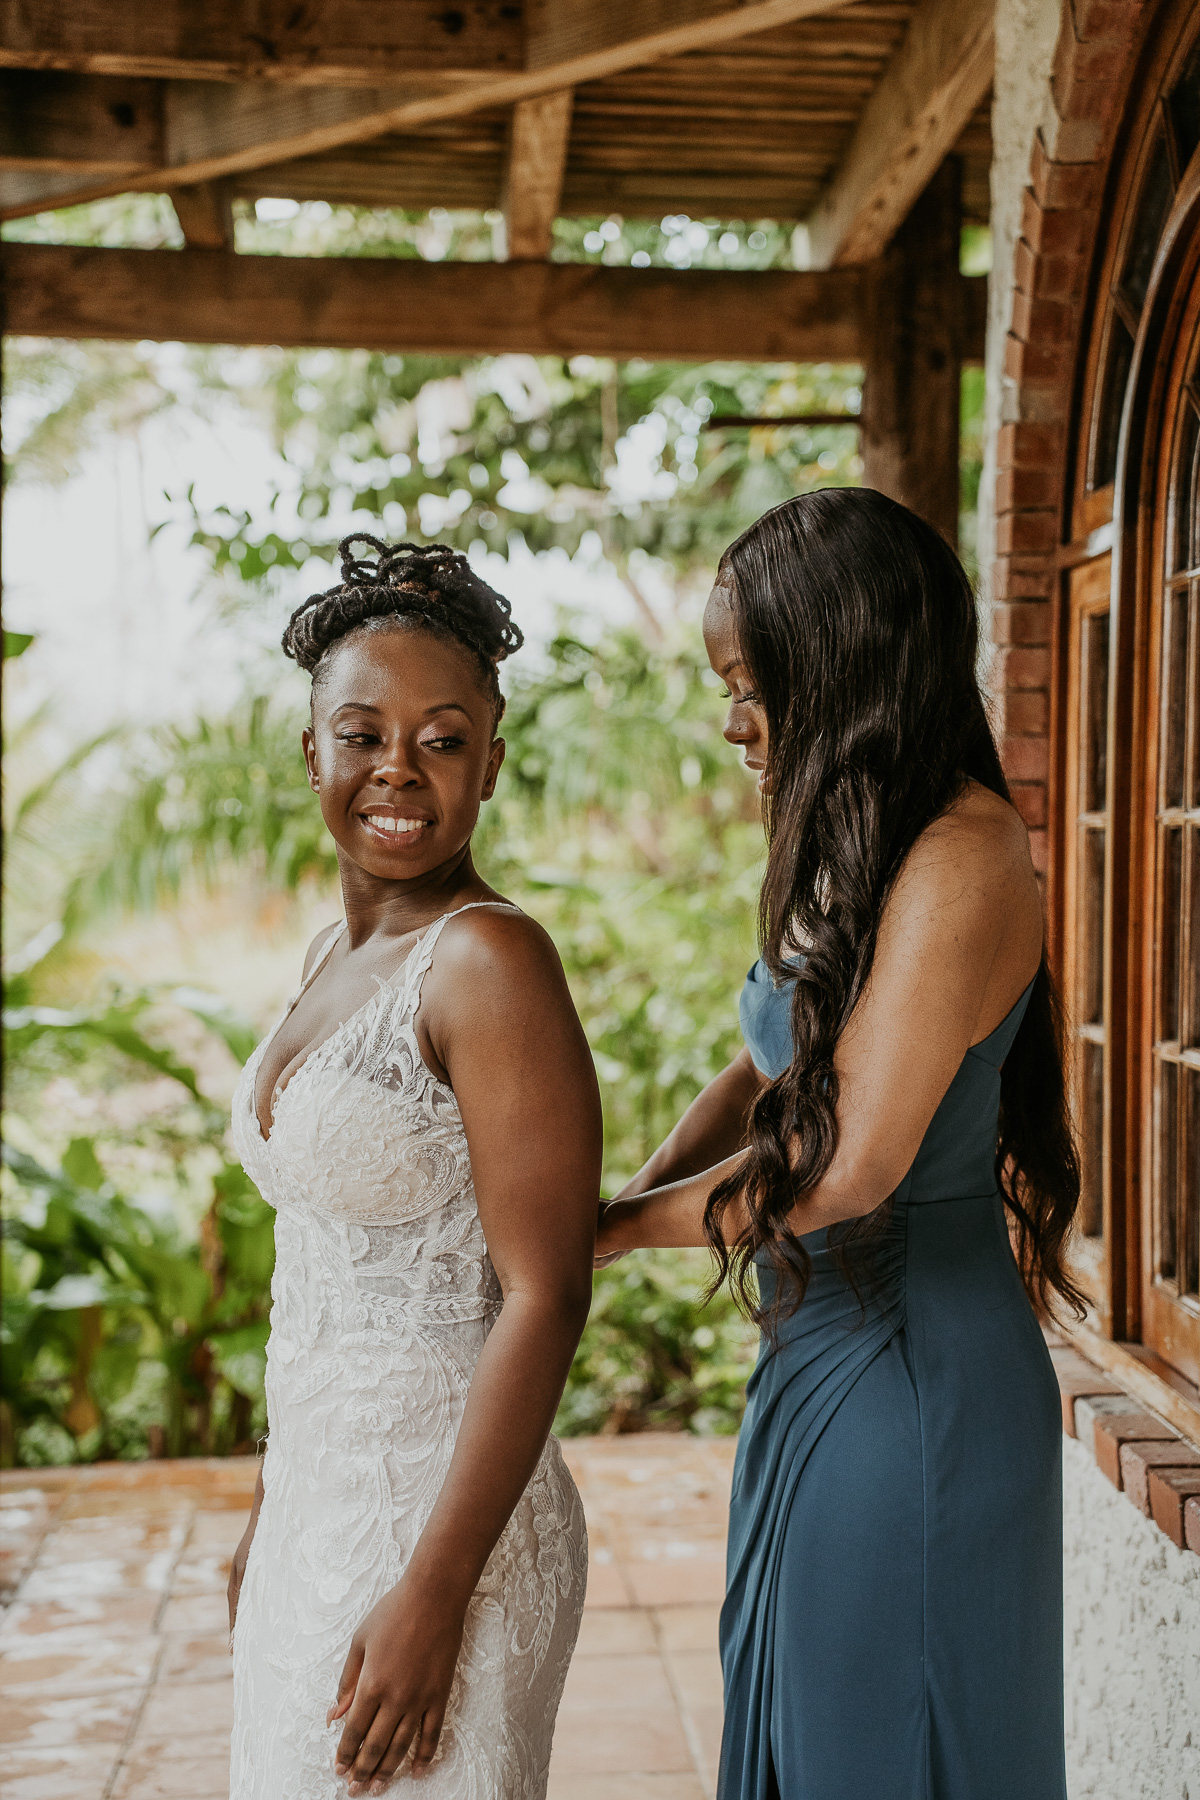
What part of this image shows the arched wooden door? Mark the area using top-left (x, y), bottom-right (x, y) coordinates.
top-left (1056, 0), bottom-right (1200, 1389)
top-left (1139, 212), bottom-right (1200, 1379)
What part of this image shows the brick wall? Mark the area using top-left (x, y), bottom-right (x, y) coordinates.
top-left (990, 0), bottom-right (1148, 871)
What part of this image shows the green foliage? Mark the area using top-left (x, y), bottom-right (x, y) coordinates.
top-left (69, 696), bottom-right (335, 919)
top-left (1, 1133), bottom-right (274, 1466)
top-left (178, 350), bottom-right (863, 586)
top-left (558, 1253), bottom-right (757, 1436)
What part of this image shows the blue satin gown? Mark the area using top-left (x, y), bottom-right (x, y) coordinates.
top-left (720, 961), bottom-right (1066, 1800)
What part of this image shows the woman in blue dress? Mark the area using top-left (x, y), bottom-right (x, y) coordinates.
top-left (596, 488), bottom-right (1083, 1800)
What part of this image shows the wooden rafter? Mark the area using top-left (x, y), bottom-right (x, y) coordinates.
top-left (803, 0), bottom-right (994, 267)
top-left (0, 240), bottom-right (987, 363)
top-left (501, 89), bottom-right (574, 260)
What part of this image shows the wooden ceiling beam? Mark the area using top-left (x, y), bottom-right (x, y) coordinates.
top-left (0, 1), bottom-right (856, 86)
top-left (0, 0), bottom-right (858, 220)
top-left (803, 0), bottom-right (993, 268)
top-left (501, 89), bottom-right (573, 260)
top-left (0, 1), bottom-right (523, 86)
top-left (0, 240), bottom-right (987, 363)
top-left (0, 70), bottom-right (162, 172)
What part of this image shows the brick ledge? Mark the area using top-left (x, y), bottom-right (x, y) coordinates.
top-left (1049, 1331), bottom-right (1200, 1555)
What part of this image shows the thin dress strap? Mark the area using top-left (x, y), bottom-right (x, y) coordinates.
top-left (400, 900), bottom-right (521, 1008)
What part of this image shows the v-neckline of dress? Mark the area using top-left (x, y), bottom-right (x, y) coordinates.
top-left (252, 919), bottom-right (413, 1147)
top-left (251, 899), bottom-right (518, 1146)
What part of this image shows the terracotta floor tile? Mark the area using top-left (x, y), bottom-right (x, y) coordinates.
top-left (559, 1652), bottom-right (674, 1713)
top-left (170, 1548), bottom-right (233, 1593)
top-left (581, 1561), bottom-right (633, 1609)
top-left (649, 1606), bottom-right (722, 1653)
top-left (0, 1640), bottom-right (159, 1696)
top-left (0, 1592), bottom-right (162, 1640)
top-left (159, 1594), bottom-right (230, 1636)
top-left (157, 1635), bottom-right (232, 1685)
top-left (1, 1745), bottom-right (119, 1800)
top-left (186, 1513), bottom-right (250, 1550)
top-left (0, 1686), bottom-right (143, 1748)
top-left (573, 1609), bottom-right (657, 1656)
top-left (21, 1555), bottom-right (176, 1603)
top-left (625, 1563), bottom-right (726, 1608)
top-left (0, 1774), bottom-right (113, 1800)
top-left (665, 1649), bottom-right (723, 1711)
top-left (110, 1746), bottom-right (231, 1800)
top-left (57, 1494), bottom-right (194, 1523)
top-left (136, 1678), bottom-right (234, 1741)
top-left (547, 1778), bottom-right (708, 1800)
top-left (549, 1705), bottom-right (692, 1776)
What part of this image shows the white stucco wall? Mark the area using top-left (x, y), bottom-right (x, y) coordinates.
top-left (977, 0), bottom-right (1065, 629)
top-left (1063, 1435), bottom-right (1200, 1798)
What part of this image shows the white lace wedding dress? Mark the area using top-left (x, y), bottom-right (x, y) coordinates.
top-left (228, 906), bottom-right (588, 1799)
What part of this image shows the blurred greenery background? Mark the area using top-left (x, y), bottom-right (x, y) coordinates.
top-left (2, 197), bottom-right (988, 1466)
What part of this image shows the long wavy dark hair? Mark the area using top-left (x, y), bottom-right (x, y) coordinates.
top-left (703, 488), bottom-right (1085, 1331)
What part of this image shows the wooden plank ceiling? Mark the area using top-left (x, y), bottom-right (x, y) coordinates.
top-left (0, 1), bottom-right (993, 239)
top-left (228, 9), bottom-right (991, 227)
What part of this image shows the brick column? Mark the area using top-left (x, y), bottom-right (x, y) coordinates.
top-left (990, 0), bottom-right (1146, 872)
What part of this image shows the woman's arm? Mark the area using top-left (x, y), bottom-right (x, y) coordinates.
top-left (615, 1047), bottom-right (766, 1201)
top-left (329, 909), bottom-right (602, 1796)
top-left (597, 800), bottom-right (1043, 1261)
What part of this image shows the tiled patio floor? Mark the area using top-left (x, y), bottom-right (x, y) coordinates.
top-left (0, 1435), bottom-right (733, 1800)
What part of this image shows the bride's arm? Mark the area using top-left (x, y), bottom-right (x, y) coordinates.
top-left (330, 908), bottom-right (602, 1796)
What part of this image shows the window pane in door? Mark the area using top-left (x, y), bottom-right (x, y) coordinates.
top-left (1184, 1068), bottom-right (1199, 1299)
top-left (1084, 611), bottom-right (1110, 810)
top-left (1156, 1058), bottom-right (1179, 1280)
top-left (1079, 1037), bottom-right (1105, 1239)
top-left (1160, 827), bottom-right (1184, 1041)
top-left (1093, 317), bottom-right (1134, 489)
top-left (1189, 590), bottom-right (1199, 811)
top-left (1121, 132), bottom-right (1175, 311)
top-left (1080, 827), bottom-right (1106, 1026)
top-left (1162, 589), bottom-right (1190, 807)
top-left (1187, 825), bottom-right (1199, 1049)
top-left (1168, 35), bottom-right (1200, 169)
top-left (1174, 402), bottom-right (1200, 573)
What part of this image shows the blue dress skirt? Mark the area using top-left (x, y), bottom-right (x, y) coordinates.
top-left (720, 961), bottom-right (1066, 1800)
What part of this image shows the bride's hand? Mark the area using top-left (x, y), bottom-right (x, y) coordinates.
top-left (328, 1574), bottom-right (465, 1793)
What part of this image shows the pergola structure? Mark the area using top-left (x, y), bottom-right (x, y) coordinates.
top-left (0, 0), bottom-right (995, 542)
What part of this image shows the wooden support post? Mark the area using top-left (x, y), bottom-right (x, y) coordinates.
top-left (169, 180), bottom-right (234, 250)
top-left (860, 158), bottom-right (963, 545)
top-left (501, 89), bottom-right (573, 260)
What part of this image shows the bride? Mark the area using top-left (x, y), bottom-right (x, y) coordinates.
top-left (225, 536), bottom-right (600, 1799)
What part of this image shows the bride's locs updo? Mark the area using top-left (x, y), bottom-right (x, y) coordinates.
top-left (282, 534), bottom-right (523, 723)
